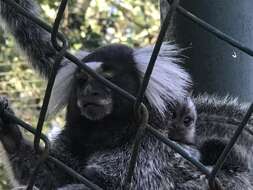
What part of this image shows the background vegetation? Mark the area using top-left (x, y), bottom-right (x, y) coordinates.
top-left (0, 0), bottom-right (160, 188)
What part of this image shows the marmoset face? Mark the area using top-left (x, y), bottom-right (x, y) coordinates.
top-left (167, 97), bottom-right (197, 145)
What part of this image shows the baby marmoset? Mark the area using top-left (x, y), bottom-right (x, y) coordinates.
top-left (167, 97), bottom-right (197, 145)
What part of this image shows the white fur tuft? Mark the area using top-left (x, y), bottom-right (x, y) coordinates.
top-left (134, 42), bottom-right (192, 116)
top-left (46, 51), bottom-right (89, 118)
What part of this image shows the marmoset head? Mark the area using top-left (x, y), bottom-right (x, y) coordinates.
top-left (73, 45), bottom-right (140, 121)
top-left (167, 97), bottom-right (197, 145)
top-left (48, 43), bottom-right (192, 122)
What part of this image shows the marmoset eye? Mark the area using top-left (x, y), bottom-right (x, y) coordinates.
top-left (183, 116), bottom-right (192, 126)
top-left (75, 71), bottom-right (89, 82)
top-left (103, 70), bottom-right (114, 79)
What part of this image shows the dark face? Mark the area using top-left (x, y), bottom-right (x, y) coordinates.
top-left (167, 98), bottom-right (197, 144)
top-left (71, 44), bottom-right (140, 121)
top-left (75, 65), bottom-right (113, 121)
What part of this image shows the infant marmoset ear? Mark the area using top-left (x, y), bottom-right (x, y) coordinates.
top-left (183, 90), bottom-right (194, 104)
top-left (199, 138), bottom-right (249, 172)
top-left (188, 90), bottom-right (194, 97)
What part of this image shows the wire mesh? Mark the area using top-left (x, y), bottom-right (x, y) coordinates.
top-left (1, 0), bottom-right (253, 189)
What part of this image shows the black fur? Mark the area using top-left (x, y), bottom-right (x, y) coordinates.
top-left (1, 0), bottom-right (253, 189)
top-left (0, 0), bottom-right (56, 78)
top-left (199, 138), bottom-right (249, 172)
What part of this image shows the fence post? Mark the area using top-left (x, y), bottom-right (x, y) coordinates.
top-left (161, 0), bottom-right (253, 101)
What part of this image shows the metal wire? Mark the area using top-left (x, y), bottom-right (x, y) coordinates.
top-left (134, 0), bottom-right (179, 109)
top-left (209, 103), bottom-right (253, 185)
top-left (147, 126), bottom-right (211, 176)
top-left (1, 0), bottom-right (253, 190)
top-left (48, 156), bottom-right (103, 190)
top-left (123, 104), bottom-right (149, 189)
top-left (33, 0), bottom-right (69, 154)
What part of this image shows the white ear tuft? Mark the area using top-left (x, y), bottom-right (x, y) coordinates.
top-left (46, 63), bottom-right (77, 118)
top-left (134, 42), bottom-right (192, 117)
top-left (46, 51), bottom-right (89, 118)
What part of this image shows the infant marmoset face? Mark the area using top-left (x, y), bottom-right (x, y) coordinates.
top-left (167, 97), bottom-right (197, 145)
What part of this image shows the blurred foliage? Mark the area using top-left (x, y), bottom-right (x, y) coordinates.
top-left (0, 0), bottom-right (160, 188)
top-left (0, 164), bottom-right (11, 189)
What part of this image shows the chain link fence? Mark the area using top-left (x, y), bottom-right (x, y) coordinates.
top-left (1, 0), bottom-right (253, 189)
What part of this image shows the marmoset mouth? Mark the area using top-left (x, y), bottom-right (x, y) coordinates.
top-left (78, 99), bottom-right (113, 121)
top-left (78, 97), bottom-right (112, 107)
top-left (83, 102), bottom-right (101, 107)
top-left (82, 104), bottom-right (103, 114)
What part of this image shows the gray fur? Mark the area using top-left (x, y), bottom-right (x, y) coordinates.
top-left (83, 132), bottom-right (253, 190)
top-left (194, 94), bottom-right (253, 149)
top-left (1, 0), bottom-right (253, 189)
top-left (79, 95), bottom-right (253, 190)
top-left (194, 94), bottom-right (253, 172)
top-left (57, 184), bottom-right (89, 190)
top-left (0, 0), bottom-right (56, 78)
top-left (199, 137), bottom-right (250, 173)
top-left (1, 93), bottom-right (253, 190)
top-left (12, 186), bottom-right (39, 190)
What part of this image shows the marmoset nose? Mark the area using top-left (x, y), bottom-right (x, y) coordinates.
top-left (171, 123), bottom-right (177, 128)
top-left (84, 85), bottom-right (103, 97)
top-left (90, 91), bottom-right (100, 97)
